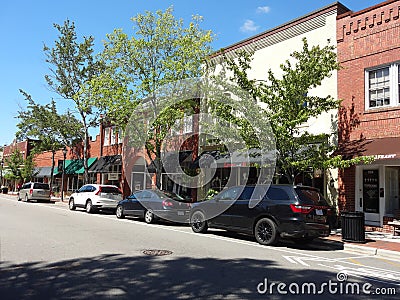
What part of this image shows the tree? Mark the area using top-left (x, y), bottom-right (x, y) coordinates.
top-left (20, 153), bottom-right (38, 183)
top-left (16, 90), bottom-right (84, 189)
top-left (43, 19), bottom-right (103, 184)
top-left (213, 38), bottom-right (373, 184)
top-left (89, 7), bottom-right (214, 188)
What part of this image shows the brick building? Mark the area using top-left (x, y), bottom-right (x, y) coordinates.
top-left (337, 0), bottom-right (400, 229)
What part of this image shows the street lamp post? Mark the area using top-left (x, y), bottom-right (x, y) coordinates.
top-left (0, 159), bottom-right (4, 188)
top-left (61, 147), bottom-right (67, 202)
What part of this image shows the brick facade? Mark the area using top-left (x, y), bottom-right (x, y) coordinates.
top-left (337, 0), bottom-right (400, 232)
top-left (337, 0), bottom-right (400, 141)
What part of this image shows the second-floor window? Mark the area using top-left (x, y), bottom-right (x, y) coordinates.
top-left (183, 115), bottom-right (193, 134)
top-left (104, 127), bottom-right (110, 146)
top-left (366, 63), bottom-right (400, 109)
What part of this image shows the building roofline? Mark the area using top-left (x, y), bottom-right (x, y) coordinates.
top-left (337, 0), bottom-right (399, 20)
top-left (211, 2), bottom-right (350, 58)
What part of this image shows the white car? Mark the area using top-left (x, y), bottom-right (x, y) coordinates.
top-left (68, 184), bottom-right (123, 213)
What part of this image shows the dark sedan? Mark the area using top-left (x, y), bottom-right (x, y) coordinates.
top-left (116, 189), bottom-right (191, 224)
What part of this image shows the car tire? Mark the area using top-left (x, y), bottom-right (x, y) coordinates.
top-left (85, 200), bottom-right (95, 214)
top-left (25, 194), bottom-right (29, 203)
top-left (116, 205), bottom-right (125, 219)
top-left (69, 198), bottom-right (76, 211)
top-left (144, 210), bottom-right (155, 224)
top-left (190, 211), bottom-right (208, 233)
top-left (254, 218), bottom-right (279, 246)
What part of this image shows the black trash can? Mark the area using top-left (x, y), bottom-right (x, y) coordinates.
top-left (1, 187), bottom-right (8, 194)
top-left (341, 211), bottom-right (365, 243)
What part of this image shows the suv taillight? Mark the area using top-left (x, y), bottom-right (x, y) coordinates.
top-left (290, 204), bottom-right (313, 214)
top-left (29, 189), bottom-right (33, 195)
top-left (95, 186), bottom-right (102, 196)
top-left (162, 200), bottom-right (173, 207)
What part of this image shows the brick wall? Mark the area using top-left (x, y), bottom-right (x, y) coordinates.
top-left (337, 0), bottom-right (400, 140)
top-left (337, 0), bottom-right (400, 211)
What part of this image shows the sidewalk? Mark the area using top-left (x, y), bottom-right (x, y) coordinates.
top-left (324, 229), bottom-right (400, 260)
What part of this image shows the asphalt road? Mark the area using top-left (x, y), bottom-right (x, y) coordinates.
top-left (1, 195), bottom-right (399, 299)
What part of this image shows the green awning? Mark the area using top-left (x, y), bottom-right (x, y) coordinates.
top-left (76, 157), bottom-right (97, 174)
top-left (54, 157), bottom-right (97, 175)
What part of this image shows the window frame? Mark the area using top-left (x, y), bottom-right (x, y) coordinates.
top-left (365, 63), bottom-right (400, 110)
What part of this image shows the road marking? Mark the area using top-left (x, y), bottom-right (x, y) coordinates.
top-left (348, 258), bottom-right (363, 265)
top-left (319, 263), bottom-right (400, 286)
top-left (378, 257), bottom-right (400, 267)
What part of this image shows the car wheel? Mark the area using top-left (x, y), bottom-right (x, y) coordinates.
top-left (85, 200), bottom-right (95, 213)
top-left (116, 205), bottom-right (125, 219)
top-left (254, 218), bottom-right (279, 246)
top-left (190, 211), bottom-right (208, 233)
top-left (25, 195), bottom-right (29, 203)
top-left (144, 210), bottom-right (155, 224)
top-left (69, 198), bottom-right (76, 211)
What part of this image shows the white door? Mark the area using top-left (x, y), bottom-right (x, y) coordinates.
top-left (385, 167), bottom-right (399, 215)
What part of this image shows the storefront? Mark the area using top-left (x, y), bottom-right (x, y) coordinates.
top-left (354, 138), bottom-right (400, 226)
top-left (89, 155), bottom-right (122, 187)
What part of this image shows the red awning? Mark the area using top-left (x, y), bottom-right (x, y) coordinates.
top-left (361, 137), bottom-right (400, 160)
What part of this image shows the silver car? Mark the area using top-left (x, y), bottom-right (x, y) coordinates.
top-left (68, 184), bottom-right (123, 213)
top-left (18, 182), bottom-right (51, 202)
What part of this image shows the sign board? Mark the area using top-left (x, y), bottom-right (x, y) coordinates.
top-left (108, 173), bottom-right (119, 181)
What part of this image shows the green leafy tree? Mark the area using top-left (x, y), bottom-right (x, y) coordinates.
top-left (20, 153), bottom-right (38, 182)
top-left (4, 149), bottom-right (24, 189)
top-left (16, 90), bottom-right (84, 189)
top-left (89, 7), bottom-right (214, 188)
top-left (43, 19), bottom-right (103, 184)
top-left (212, 38), bottom-right (373, 184)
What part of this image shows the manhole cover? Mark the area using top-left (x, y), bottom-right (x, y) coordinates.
top-left (142, 249), bottom-right (173, 256)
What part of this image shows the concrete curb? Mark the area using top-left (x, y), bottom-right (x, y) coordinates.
top-left (343, 243), bottom-right (400, 261)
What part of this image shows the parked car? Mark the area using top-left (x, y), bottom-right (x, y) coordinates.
top-left (190, 185), bottom-right (332, 246)
top-left (68, 184), bottom-right (123, 213)
top-left (116, 189), bottom-right (191, 224)
top-left (17, 182), bottom-right (51, 202)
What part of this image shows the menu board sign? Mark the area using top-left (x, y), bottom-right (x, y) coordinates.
top-left (363, 170), bottom-right (379, 213)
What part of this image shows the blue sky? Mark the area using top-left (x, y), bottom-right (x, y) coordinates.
top-left (0, 0), bottom-right (384, 146)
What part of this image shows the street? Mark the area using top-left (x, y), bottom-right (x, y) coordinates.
top-left (1, 195), bottom-right (399, 299)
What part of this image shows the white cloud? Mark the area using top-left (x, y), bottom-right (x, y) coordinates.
top-left (240, 19), bottom-right (259, 33)
top-left (256, 6), bottom-right (271, 14)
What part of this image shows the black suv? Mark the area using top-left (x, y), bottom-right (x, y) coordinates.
top-left (190, 185), bottom-right (332, 245)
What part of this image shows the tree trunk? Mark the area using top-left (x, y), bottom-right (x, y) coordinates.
top-left (50, 150), bottom-right (55, 191)
top-left (81, 116), bottom-right (89, 185)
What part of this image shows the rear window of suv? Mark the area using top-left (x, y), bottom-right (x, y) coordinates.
top-left (295, 187), bottom-right (329, 206)
top-left (101, 187), bottom-right (121, 194)
top-left (33, 183), bottom-right (50, 190)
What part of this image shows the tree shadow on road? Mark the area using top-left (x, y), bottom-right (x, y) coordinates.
top-left (0, 252), bottom-right (379, 300)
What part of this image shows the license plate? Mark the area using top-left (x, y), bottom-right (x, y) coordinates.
top-left (177, 211), bottom-right (185, 216)
top-left (316, 209), bottom-right (323, 216)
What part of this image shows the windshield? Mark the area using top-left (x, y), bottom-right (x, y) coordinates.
top-left (295, 187), bottom-right (329, 206)
top-left (101, 187), bottom-right (122, 194)
top-left (154, 190), bottom-right (187, 202)
top-left (33, 183), bottom-right (50, 190)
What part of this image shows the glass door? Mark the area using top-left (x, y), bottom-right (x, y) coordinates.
top-left (361, 169), bottom-right (380, 225)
